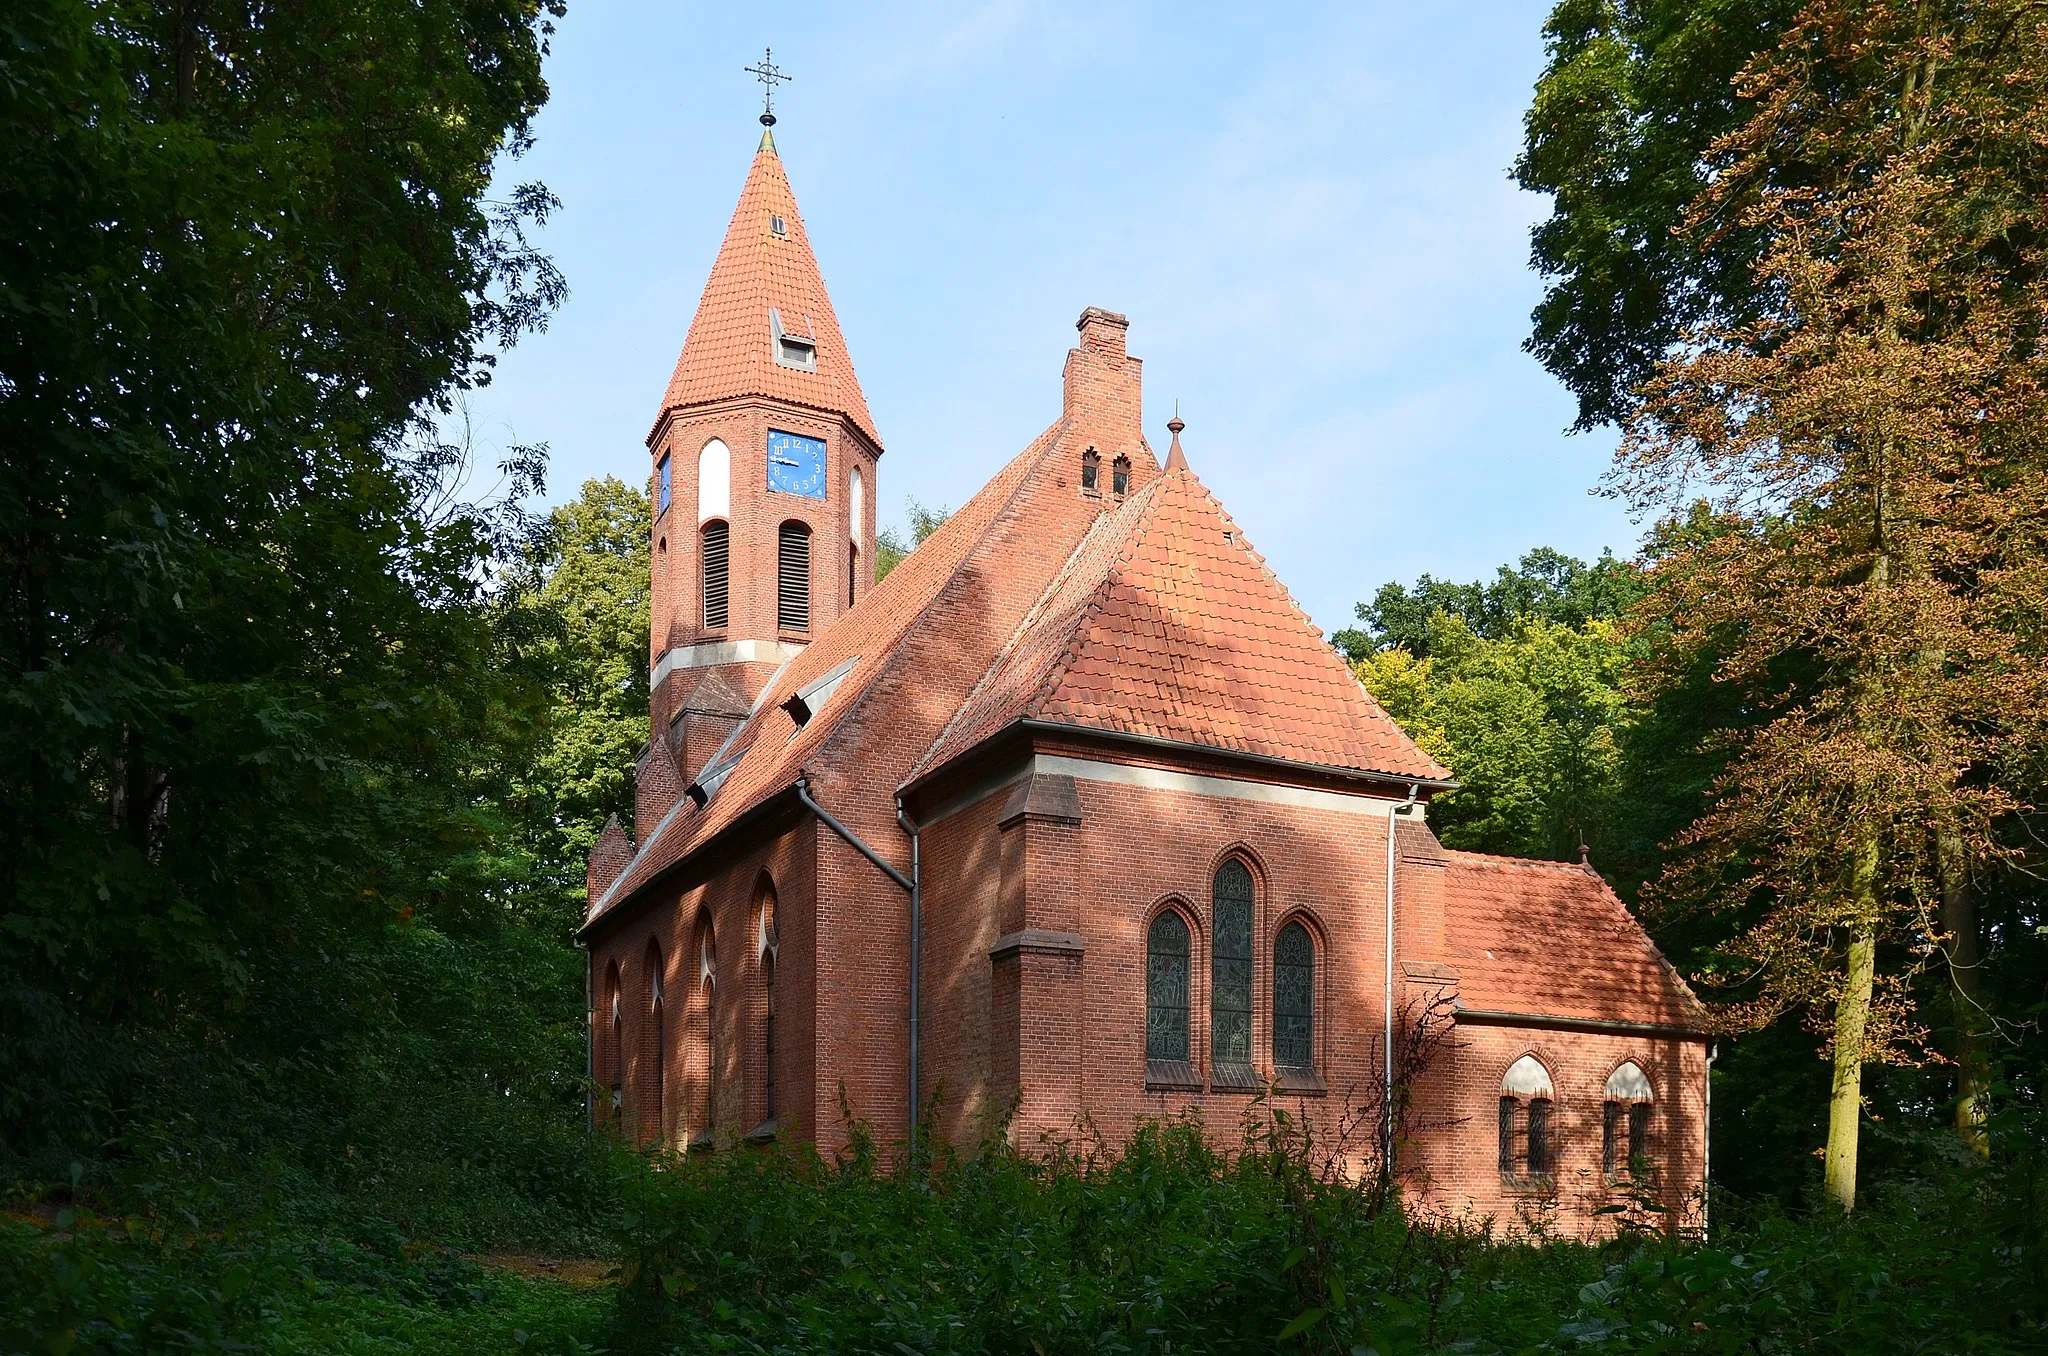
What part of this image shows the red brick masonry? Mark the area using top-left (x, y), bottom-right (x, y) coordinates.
top-left (579, 132), bottom-right (1709, 1238)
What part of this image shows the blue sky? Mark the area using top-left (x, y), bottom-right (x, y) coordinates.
top-left (462, 0), bottom-right (1637, 636)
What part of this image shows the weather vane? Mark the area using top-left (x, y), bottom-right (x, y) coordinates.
top-left (744, 48), bottom-right (791, 127)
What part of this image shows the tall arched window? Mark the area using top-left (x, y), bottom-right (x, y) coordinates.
top-left (758, 885), bottom-right (779, 1126)
top-left (604, 960), bottom-right (623, 1128)
top-left (1211, 860), bottom-right (1254, 1083)
top-left (645, 939), bottom-right (666, 1146)
top-left (687, 918), bottom-right (717, 1148)
top-left (701, 520), bottom-right (730, 629)
top-left (848, 543), bottom-right (859, 607)
top-left (1603, 1062), bottom-right (1654, 1178)
top-left (1273, 921), bottom-right (1314, 1073)
top-left (777, 521), bottom-right (812, 631)
top-left (1146, 910), bottom-right (1191, 1064)
top-left (1499, 1055), bottom-right (1556, 1181)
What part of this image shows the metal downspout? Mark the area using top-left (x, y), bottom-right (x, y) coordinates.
top-left (792, 776), bottom-right (920, 1137)
top-left (1385, 785), bottom-right (1418, 1175)
top-left (896, 800), bottom-right (922, 1140)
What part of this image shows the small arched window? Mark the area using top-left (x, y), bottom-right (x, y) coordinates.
top-left (698, 438), bottom-right (731, 521)
top-left (1273, 922), bottom-right (1314, 1072)
top-left (778, 521), bottom-right (812, 631)
top-left (1111, 455), bottom-right (1131, 498)
top-left (1499, 1055), bottom-right (1555, 1181)
top-left (1603, 1062), bottom-right (1653, 1178)
top-left (646, 940), bottom-right (666, 1146)
top-left (701, 520), bottom-right (730, 630)
top-left (1211, 860), bottom-right (1254, 1082)
top-left (1145, 910), bottom-right (1191, 1064)
top-left (1080, 448), bottom-right (1101, 493)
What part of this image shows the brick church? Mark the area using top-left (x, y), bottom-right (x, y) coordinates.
top-left (580, 121), bottom-right (1710, 1233)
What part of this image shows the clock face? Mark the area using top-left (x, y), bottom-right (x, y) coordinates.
top-left (766, 430), bottom-right (827, 499)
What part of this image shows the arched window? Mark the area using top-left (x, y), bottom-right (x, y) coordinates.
top-left (759, 887), bottom-right (779, 1125)
top-left (1080, 448), bottom-right (1101, 493)
top-left (1603, 1062), bottom-right (1654, 1178)
top-left (1273, 921), bottom-right (1314, 1072)
top-left (1111, 455), bottom-right (1131, 498)
top-left (848, 543), bottom-right (859, 606)
top-left (645, 939), bottom-right (666, 1146)
top-left (1145, 910), bottom-right (1191, 1064)
top-left (1499, 1055), bottom-right (1555, 1181)
top-left (698, 438), bottom-right (730, 521)
top-left (656, 453), bottom-right (672, 516)
top-left (777, 521), bottom-right (812, 631)
top-left (1211, 860), bottom-right (1254, 1082)
top-left (850, 466), bottom-right (864, 541)
top-left (701, 520), bottom-right (730, 629)
top-left (682, 915), bottom-right (717, 1149)
top-left (604, 960), bottom-right (623, 1127)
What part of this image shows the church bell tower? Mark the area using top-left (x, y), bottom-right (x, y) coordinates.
top-left (644, 106), bottom-right (882, 792)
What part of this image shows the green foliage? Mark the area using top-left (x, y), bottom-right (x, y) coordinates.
top-left (1353, 597), bottom-right (1633, 862)
top-left (872, 497), bottom-right (950, 583)
top-left (1333, 547), bottom-right (1642, 659)
top-left (1516, 0), bottom-right (1798, 428)
top-left (507, 477), bottom-right (653, 908)
top-left (598, 1115), bottom-right (2044, 1354)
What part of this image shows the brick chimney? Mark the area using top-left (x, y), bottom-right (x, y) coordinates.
top-left (1062, 307), bottom-right (1152, 480)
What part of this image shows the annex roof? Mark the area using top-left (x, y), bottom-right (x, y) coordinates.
top-left (1441, 851), bottom-right (1708, 1032)
top-left (654, 137), bottom-right (879, 448)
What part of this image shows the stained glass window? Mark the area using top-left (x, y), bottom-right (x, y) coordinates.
top-left (1145, 910), bottom-right (1190, 1062)
top-left (1273, 921), bottom-right (1314, 1071)
top-left (1211, 860), bottom-right (1254, 1069)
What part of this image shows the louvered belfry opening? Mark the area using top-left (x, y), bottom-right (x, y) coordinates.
top-left (777, 521), bottom-right (812, 631)
top-left (701, 520), bottom-right (730, 630)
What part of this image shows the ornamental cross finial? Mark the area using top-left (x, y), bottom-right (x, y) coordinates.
top-left (744, 48), bottom-right (791, 127)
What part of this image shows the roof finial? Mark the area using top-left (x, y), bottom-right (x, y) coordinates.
top-left (744, 47), bottom-right (791, 128)
top-left (1164, 402), bottom-right (1187, 472)
top-left (1578, 836), bottom-right (1591, 868)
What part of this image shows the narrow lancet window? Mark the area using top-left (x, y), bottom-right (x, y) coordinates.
top-left (1211, 860), bottom-right (1254, 1081)
top-left (1146, 910), bottom-right (1191, 1064)
top-left (701, 520), bottom-right (730, 629)
top-left (1272, 921), bottom-right (1314, 1072)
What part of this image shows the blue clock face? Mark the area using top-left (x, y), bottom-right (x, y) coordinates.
top-left (767, 430), bottom-right (827, 498)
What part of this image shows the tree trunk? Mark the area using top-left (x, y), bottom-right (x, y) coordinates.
top-left (1825, 830), bottom-right (1881, 1212)
top-left (1936, 819), bottom-right (1989, 1155)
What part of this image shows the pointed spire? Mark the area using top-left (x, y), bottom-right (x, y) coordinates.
top-left (758, 124), bottom-right (777, 154)
top-left (1164, 408), bottom-right (1188, 472)
top-left (654, 132), bottom-right (880, 448)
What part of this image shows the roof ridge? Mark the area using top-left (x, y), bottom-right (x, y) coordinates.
top-left (807, 416), bottom-right (1071, 767)
top-left (1446, 849), bottom-right (1601, 872)
top-left (1022, 476), bottom-right (1173, 721)
top-left (909, 484), bottom-right (1137, 782)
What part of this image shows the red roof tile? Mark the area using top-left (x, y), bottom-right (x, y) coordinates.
top-left (1441, 851), bottom-right (1707, 1031)
top-left (914, 464), bottom-right (1450, 783)
top-left (655, 137), bottom-right (879, 447)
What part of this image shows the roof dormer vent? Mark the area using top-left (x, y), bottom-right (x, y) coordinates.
top-left (769, 307), bottom-right (817, 372)
top-left (770, 214), bottom-right (787, 237)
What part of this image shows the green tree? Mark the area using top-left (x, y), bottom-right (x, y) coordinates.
top-left (1517, 0), bottom-right (1798, 428)
top-left (1612, 1), bottom-right (2048, 1208)
top-left (1357, 612), bottom-right (1630, 862)
top-left (1334, 547), bottom-right (1641, 659)
top-left (0, 0), bottom-right (567, 1171)
top-left (508, 477), bottom-right (652, 915)
top-left (874, 496), bottom-right (950, 582)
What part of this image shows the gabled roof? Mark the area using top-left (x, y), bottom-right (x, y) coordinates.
top-left (655, 136), bottom-right (879, 447)
top-left (912, 464), bottom-right (1450, 784)
top-left (587, 420), bottom-right (1067, 923)
top-left (1442, 851), bottom-right (1708, 1032)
